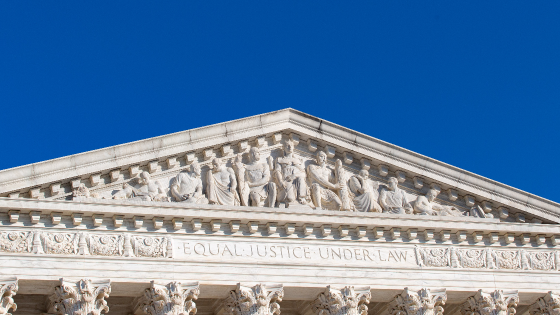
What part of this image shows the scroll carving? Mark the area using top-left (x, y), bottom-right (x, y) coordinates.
top-left (0, 278), bottom-right (18, 315)
top-left (388, 288), bottom-right (447, 315)
top-left (529, 291), bottom-right (560, 315)
top-left (48, 278), bottom-right (111, 315)
top-left (133, 281), bottom-right (199, 315)
top-left (461, 290), bottom-right (518, 315)
top-left (312, 286), bottom-right (371, 315)
top-left (223, 283), bottom-right (284, 315)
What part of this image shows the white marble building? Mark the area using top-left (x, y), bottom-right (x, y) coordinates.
top-left (0, 108), bottom-right (558, 315)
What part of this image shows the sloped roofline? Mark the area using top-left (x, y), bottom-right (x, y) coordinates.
top-left (1, 108), bottom-right (559, 222)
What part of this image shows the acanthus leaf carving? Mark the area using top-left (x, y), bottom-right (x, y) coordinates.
top-left (48, 278), bottom-right (111, 315)
top-left (529, 291), bottom-right (560, 315)
top-left (388, 288), bottom-right (447, 315)
top-left (0, 278), bottom-right (18, 315)
top-left (461, 290), bottom-right (518, 315)
top-left (224, 283), bottom-right (284, 315)
top-left (133, 281), bottom-right (199, 315)
top-left (312, 286), bottom-right (371, 315)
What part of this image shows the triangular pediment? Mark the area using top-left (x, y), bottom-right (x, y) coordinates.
top-left (0, 108), bottom-right (558, 224)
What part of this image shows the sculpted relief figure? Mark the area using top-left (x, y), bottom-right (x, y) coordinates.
top-left (348, 170), bottom-right (383, 213)
top-left (379, 177), bottom-right (412, 214)
top-left (234, 147), bottom-right (277, 207)
top-left (206, 158), bottom-right (240, 206)
top-left (307, 151), bottom-right (342, 210)
top-left (113, 171), bottom-right (169, 202)
top-left (170, 161), bottom-right (208, 204)
top-left (414, 188), bottom-right (465, 216)
top-left (334, 159), bottom-right (355, 211)
top-left (272, 139), bottom-right (310, 207)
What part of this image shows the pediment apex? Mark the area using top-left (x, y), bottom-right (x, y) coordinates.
top-left (1, 108), bottom-right (559, 224)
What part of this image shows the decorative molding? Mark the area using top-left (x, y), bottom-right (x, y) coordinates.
top-left (461, 290), bottom-right (518, 315)
top-left (223, 283), bottom-right (283, 315)
top-left (133, 281), bottom-right (199, 315)
top-left (311, 286), bottom-right (371, 315)
top-left (48, 278), bottom-right (111, 315)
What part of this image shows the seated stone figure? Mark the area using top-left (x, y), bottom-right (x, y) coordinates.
top-left (379, 177), bottom-right (412, 214)
top-left (307, 151), bottom-right (341, 210)
top-left (348, 170), bottom-right (383, 212)
top-left (414, 188), bottom-right (464, 216)
top-left (112, 171), bottom-right (169, 202)
top-left (206, 157), bottom-right (240, 206)
top-left (170, 161), bottom-right (208, 204)
top-left (272, 139), bottom-right (310, 208)
top-left (234, 147), bottom-right (276, 207)
top-left (414, 188), bottom-right (463, 217)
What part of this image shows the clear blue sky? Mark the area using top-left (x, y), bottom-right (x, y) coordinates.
top-left (1, 2), bottom-right (559, 202)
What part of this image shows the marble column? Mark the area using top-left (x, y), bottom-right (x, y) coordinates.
top-left (133, 281), bottom-right (199, 315)
top-left (48, 278), bottom-right (111, 315)
top-left (528, 291), bottom-right (560, 315)
top-left (0, 277), bottom-right (18, 315)
top-left (387, 288), bottom-right (447, 315)
top-left (311, 286), bottom-right (371, 315)
top-left (223, 283), bottom-right (284, 315)
top-left (461, 290), bottom-right (519, 315)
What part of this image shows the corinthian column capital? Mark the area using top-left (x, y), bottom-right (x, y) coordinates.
top-left (133, 281), bottom-right (200, 315)
top-left (312, 286), bottom-right (371, 315)
top-left (48, 278), bottom-right (111, 315)
top-left (529, 292), bottom-right (560, 315)
top-left (223, 283), bottom-right (284, 315)
top-left (388, 288), bottom-right (447, 315)
top-left (461, 290), bottom-right (519, 315)
top-left (0, 277), bottom-right (18, 315)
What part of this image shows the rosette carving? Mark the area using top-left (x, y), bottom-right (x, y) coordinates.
top-left (224, 283), bottom-right (284, 315)
top-left (388, 288), bottom-right (447, 315)
top-left (48, 278), bottom-right (111, 315)
top-left (312, 286), bottom-right (371, 315)
top-left (133, 281), bottom-right (199, 315)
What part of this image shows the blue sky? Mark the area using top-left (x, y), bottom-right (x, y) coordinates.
top-left (1, 2), bottom-right (559, 202)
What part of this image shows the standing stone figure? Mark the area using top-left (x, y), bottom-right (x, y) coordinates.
top-left (170, 161), bottom-right (208, 204)
top-left (379, 177), bottom-right (412, 214)
top-left (206, 157), bottom-right (240, 206)
top-left (414, 188), bottom-right (464, 216)
top-left (272, 139), bottom-right (309, 207)
top-left (307, 151), bottom-right (342, 210)
top-left (348, 170), bottom-right (383, 212)
top-left (334, 159), bottom-right (355, 211)
top-left (233, 147), bottom-right (277, 207)
top-left (113, 171), bottom-right (169, 202)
